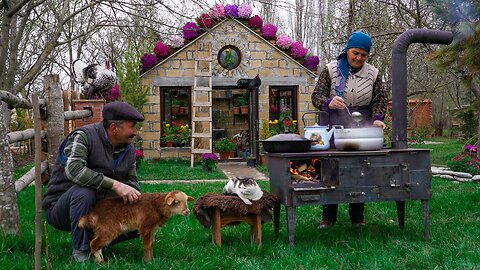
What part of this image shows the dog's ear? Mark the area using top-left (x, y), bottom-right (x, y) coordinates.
top-left (187, 196), bottom-right (195, 202)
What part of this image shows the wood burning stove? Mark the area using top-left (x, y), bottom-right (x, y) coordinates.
top-left (267, 149), bottom-right (432, 245)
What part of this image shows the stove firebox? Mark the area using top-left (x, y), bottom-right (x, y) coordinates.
top-left (267, 149), bottom-right (432, 245)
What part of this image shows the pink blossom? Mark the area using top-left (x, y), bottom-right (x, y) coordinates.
top-left (248, 15), bottom-right (263, 29)
top-left (262, 23), bottom-right (277, 39)
top-left (153, 41), bottom-right (170, 58)
top-left (134, 149), bottom-right (144, 158)
top-left (238, 4), bottom-right (253, 18)
top-left (183, 22), bottom-right (199, 40)
top-left (276, 34), bottom-right (293, 49)
top-left (210, 3), bottom-right (225, 19)
top-left (196, 13), bottom-right (215, 28)
top-left (168, 35), bottom-right (185, 49)
top-left (291, 41), bottom-right (308, 58)
top-left (105, 84), bottom-right (120, 102)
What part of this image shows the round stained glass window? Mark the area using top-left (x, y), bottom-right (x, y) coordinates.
top-left (217, 45), bottom-right (241, 70)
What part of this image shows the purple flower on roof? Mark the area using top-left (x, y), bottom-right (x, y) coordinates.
top-left (183, 22), bottom-right (199, 40)
top-left (291, 41), bottom-right (308, 58)
top-left (238, 4), bottom-right (252, 18)
top-left (262, 23), bottom-right (277, 39)
top-left (248, 15), bottom-right (263, 29)
top-left (225, 4), bottom-right (239, 17)
top-left (105, 84), bottom-right (120, 102)
top-left (305, 55), bottom-right (320, 70)
top-left (140, 53), bottom-right (157, 72)
top-left (210, 4), bottom-right (225, 19)
top-left (153, 41), bottom-right (170, 58)
top-left (276, 34), bottom-right (293, 50)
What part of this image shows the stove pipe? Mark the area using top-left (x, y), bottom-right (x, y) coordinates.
top-left (391, 29), bottom-right (453, 149)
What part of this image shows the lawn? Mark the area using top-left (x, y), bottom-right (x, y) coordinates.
top-left (137, 159), bottom-right (227, 180)
top-left (409, 137), bottom-right (464, 166)
top-left (2, 179), bottom-right (479, 269)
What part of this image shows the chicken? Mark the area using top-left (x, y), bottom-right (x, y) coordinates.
top-left (72, 59), bottom-right (117, 99)
top-left (236, 74), bottom-right (261, 89)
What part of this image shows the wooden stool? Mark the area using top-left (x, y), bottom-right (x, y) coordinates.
top-left (211, 207), bottom-right (262, 247)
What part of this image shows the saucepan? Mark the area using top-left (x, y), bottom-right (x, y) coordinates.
top-left (333, 125), bottom-right (384, 151)
top-left (260, 133), bottom-right (312, 153)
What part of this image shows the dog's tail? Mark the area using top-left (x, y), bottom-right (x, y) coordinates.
top-left (78, 214), bottom-right (94, 229)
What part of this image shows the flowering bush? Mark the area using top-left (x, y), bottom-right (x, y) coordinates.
top-left (196, 13), bottom-right (215, 28)
top-left (464, 144), bottom-right (478, 153)
top-left (448, 153), bottom-right (480, 175)
top-left (168, 35), bottom-right (185, 48)
top-left (162, 122), bottom-right (179, 143)
top-left (140, 53), bottom-right (157, 72)
top-left (262, 23), bottom-right (278, 39)
top-left (105, 84), bottom-right (120, 102)
top-left (269, 106), bottom-right (298, 135)
top-left (154, 41), bottom-right (170, 58)
top-left (134, 149), bottom-right (144, 158)
top-left (225, 4), bottom-right (238, 17)
top-left (210, 3), bottom-right (225, 19)
top-left (291, 41), bottom-right (308, 58)
top-left (201, 153), bottom-right (219, 171)
top-left (248, 15), bottom-right (263, 28)
top-left (183, 22), bottom-right (199, 40)
top-left (305, 55), bottom-right (320, 70)
top-left (276, 34), bottom-right (292, 50)
top-left (178, 124), bottom-right (191, 146)
top-left (238, 4), bottom-right (252, 18)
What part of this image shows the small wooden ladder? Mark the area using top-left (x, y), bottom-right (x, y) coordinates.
top-left (191, 42), bottom-right (213, 167)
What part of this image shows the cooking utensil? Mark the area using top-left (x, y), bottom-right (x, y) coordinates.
top-left (344, 106), bottom-right (363, 125)
top-left (333, 126), bottom-right (384, 151)
top-left (260, 133), bottom-right (312, 153)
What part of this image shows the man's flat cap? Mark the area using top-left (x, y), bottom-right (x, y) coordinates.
top-left (103, 101), bottom-right (144, 121)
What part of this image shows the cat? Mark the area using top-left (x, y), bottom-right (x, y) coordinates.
top-left (223, 177), bottom-right (263, 205)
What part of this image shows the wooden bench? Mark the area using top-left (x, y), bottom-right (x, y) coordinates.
top-left (211, 207), bottom-right (262, 246)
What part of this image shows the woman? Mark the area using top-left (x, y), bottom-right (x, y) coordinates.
top-left (311, 31), bottom-right (388, 228)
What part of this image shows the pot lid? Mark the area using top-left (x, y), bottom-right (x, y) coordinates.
top-left (265, 133), bottom-right (308, 141)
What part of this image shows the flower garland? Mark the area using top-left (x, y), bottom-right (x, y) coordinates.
top-left (224, 4), bottom-right (238, 18)
top-left (276, 34), bottom-right (293, 50)
top-left (262, 23), bottom-right (278, 39)
top-left (183, 22), bottom-right (199, 40)
top-left (196, 13), bottom-right (215, 29)
top-left (154, 41), bottom-right (169, 58)
top-left (140, 3), bottom-right (320, 73)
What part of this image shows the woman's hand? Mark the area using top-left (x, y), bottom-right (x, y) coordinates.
top-left (373, 120), bottom-right (386, 129)
top-left (328, 96), bottom-right (346, 110)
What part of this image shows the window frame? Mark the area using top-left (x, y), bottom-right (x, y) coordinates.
top-left (268, 86), bottom-right (298, 121)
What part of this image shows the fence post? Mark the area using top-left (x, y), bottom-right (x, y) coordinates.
top-left (45, 75), bottom-right (64, 171)
top-left (0, 102), bottom-right (20, 235)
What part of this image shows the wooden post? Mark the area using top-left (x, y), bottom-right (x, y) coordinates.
top-left (45, 75), bottom-right (64, 171)
top-left (33, 94), bottom-right (42, 270)
top-left (62, 90), bottom-right (70, 135)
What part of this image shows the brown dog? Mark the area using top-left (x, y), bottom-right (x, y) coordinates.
top-left (78, 191), bottom-right (194, 263)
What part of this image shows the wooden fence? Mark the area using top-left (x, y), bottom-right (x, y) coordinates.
top-left (0, 74), bottom-right (93, 270)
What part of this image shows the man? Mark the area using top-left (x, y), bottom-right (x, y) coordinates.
top-left (42, 101), bottom-right (144, 262)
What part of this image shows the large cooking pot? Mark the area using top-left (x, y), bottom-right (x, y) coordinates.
top-left (333, 125), bottom-right (384, 151)
top-left (260, 133), bottom-right (312, 153)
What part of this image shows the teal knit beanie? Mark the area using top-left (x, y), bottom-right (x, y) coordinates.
top-left (346, 31), bottom-right (372, 53)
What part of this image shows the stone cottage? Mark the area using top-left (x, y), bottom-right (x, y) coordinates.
top-left (140, 18), bottom-right (318, 162)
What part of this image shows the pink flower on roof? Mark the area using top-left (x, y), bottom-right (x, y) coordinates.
top-left (238, 4), bottom-right (253, 18)
top-left (210, 4), bottom-right (225, 19)
top-left (153, 41), bottom-right (170, 58)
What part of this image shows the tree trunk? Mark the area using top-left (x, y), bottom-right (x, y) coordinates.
top-left (45, 75), bottom-right (65, 172)
top-left (0, 102), bottom-right (20, 235)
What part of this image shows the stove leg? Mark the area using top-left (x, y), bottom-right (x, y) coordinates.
top-left (273, 203), bottom-right (280, 237)
top-left (422, 200), bottom-right (430, 240)
top-left (286, 206), bottom-right (296, 246)
top-left (396, 201), bottom-right (405, 229)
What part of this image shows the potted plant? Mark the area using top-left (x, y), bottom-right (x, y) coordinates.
top-left (234, 95), bottom-right (248, 114)
top-left (162, 122), bottom-right (179, 147)
top-left (171, 99), bottom-right (181, 114)
top-left (201, 153), bottom-right (219, 172)
top-left (214, 138), bottom-right (237, 160)
top-left (134, 149), bottom-right (144, 170)
top-left (180, 100), bottom-right (189, 114)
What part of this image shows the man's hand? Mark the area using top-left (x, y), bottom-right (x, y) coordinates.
top-left (112, 181), bottom-right (141, 204)
top-left (328, 96), bottom-right (346, 110)
top-left (373, 120), bottom-right (386, 129)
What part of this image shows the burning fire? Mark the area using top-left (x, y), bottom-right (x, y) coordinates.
top-left (290, 159), bottom-right (319, 183)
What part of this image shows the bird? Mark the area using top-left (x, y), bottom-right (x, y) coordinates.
top-left (236, 74), bottom-right (261, 89)
top-left (72, 58), bottom-right (117, 99)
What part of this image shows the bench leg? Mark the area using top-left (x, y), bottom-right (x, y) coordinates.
top-left (212, 208), bottom-right (222, 246)
top-left (250, 214), bottom-right (262, 247)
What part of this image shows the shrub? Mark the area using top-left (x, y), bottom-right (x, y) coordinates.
top-left (214, 138), bottom-right (236, 153)
top-left (447, 153), bottom-right (480, 175)
top-left (201, 153), bottom-right (219, 171)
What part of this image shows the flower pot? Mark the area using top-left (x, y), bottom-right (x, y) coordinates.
top-left (260, 154), bottom-right (267, 165)
top-left (240, 105), bottom-right (249, 115)
top-left (171, 106), bottom-right (180, 114)
top-left (229, 151), bottom-right (236, 158)
top-left (219, 152), bottom-right (230, 160)
top-left (181, 107), bottom-right (189, 114)
top-left (233, 106), bottom-right (240, 115)
top-left (166, 141), bottom-right (174, 147)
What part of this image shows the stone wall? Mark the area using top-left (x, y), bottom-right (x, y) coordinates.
top-left (140, 19), bottom-right (317, 160)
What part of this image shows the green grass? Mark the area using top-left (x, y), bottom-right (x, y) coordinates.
top-left (410, 137), bottom-right (464, 166)
top-left (2, 179), bottom-right (480, 269)
top-left (137, 159), bottom-right (227, 180)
